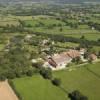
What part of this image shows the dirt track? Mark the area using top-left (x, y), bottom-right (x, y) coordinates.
top-left (0, 80), bottom-right (19, 100)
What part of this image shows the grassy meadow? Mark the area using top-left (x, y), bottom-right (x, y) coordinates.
top-left (12, 62), bottom-right (100, 100)
top-left (0, 15), bottom-right (100, 41)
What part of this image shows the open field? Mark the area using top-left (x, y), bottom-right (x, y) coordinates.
top-left (0, 15), bottom-right (33, 26)
top-left (65, 33), bottom-right (100, 41)
top-left (12, 62), bottom-right (100, 100)
top-left (0, 81), bottom-right (18, 100)
top-left (22, 16), bottom-right (100, 41)
top-left (28, 27), bottom-right (100, 41)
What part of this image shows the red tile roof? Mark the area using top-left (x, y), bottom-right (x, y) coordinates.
top-left (89, 54), bottom-right (97, 61)
top-left (48, 50), bottom-right (81, 67)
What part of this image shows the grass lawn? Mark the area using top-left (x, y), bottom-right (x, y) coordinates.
top-left (12, 76), bottom-right (66, 100)
top-left (92, 46), bottom-right (100, 53)
top-left (0, 44), bottom-right (5, 51)
top-left (24, 18), bottom-right (65, 27)
top-left (65, 33), bottom-right (100, 41)
top-left (54, 62), bottom-right (100, 100)
top-left (0, 16), bottom-right (19, 26)
top-left (54, 42), bottom-right (79, 48)
top-left (12, 62), bottom-right (100, 100)
top-left (28, 27), bottom-right (100, 41)
top-left (24, 17), bottom-right (100, 41)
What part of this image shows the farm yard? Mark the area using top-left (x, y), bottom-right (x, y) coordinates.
top-left (12, 62), bottom-right (100, 100)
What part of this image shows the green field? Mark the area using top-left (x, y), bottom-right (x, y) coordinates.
top-left (65, 33), bottom-right (100, 41)
top-left (12, 62), bottom-right (100, 100)
top-left (22, 16), bottom-right (100, 41)
top-left (0, 15), bottom-right (100, 41)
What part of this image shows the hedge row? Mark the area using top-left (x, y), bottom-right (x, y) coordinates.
top-left (8, 79), bottom-right (23, 100)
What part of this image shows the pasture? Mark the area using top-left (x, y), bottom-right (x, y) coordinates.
top-left (12, 62), bottom-right (100, 100)
top-left (0, 15), bottom-right (100, 41)
top-left (23, 16), bottom-right (100, 41)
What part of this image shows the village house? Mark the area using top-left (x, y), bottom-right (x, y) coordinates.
top-left (44, 49), bottom-right (85, 70)
top-left (89, 54), bottom-right (97, 61)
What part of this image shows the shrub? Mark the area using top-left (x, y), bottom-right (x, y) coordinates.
top-left (26, 70), bottom-right (33, 77)
top-left (15, 72), bottom-right (22, 78)
top-left (0, 75), bottom-right (6, 81)
top-left (8, 80), bottom-right (23, 100)
top-left (40, 67), bottom-right (52, 79)
top-left (6, 71), bottom-right (16, 79)
top-left (52, 78), bottom-right (61, 86)
top-left (68, 90), bottom-right (88, 100)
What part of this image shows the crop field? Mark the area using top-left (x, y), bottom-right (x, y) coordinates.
top-left (65, 33), bottom-right (100, 41)
top-left (0, 14), bottom-right (100, 41)
top-left (12, 62), bottom-right (100, 100)
top-left (21, 16), bottom-right (100, 41)
top-left (0, 16), bottom-right (19, 26)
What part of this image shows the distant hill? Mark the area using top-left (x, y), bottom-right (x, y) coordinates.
top-left (53, 0), bottom-right (100, 3)
top-left (0, 0), bottom-right (100, 4)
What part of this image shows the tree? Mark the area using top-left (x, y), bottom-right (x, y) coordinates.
top-left (40, 68), bottom-right (52, 79)
top-left (6, 71), bottom-right (16, 79)
top-left (72, 57), bottom-right (82, 64)
top-left (32, 61), bottom-right (44, 68)
top-left (26, 70), bottom-right (33, 77)
top-left (68, 90), bottom-right (88, 100)
top-left (84, 52), bottom-right (88, 59)
top-left (59, 27), bottom-right (63, 32)
top-left (97, 39), bottom-right (100, 42)
top-left (98, 51), bottom-right (100, 58)
top-left (0, 40), bottom-right (31, 79)
top-left (80, 35), bottom-right (85, 39)
top-left (0, 75), bottom-right (6, 81)
top-left (52, 78), bottom-right (61, 86)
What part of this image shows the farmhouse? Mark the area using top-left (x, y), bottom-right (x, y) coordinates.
top-left (44, 49), bottom-right (84, 70)
top-left (89, 54), bottom-right (97, 61)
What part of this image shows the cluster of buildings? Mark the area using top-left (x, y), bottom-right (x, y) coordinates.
top-left (43, 49), bottom-right (97, 70)
top-left (24, 35), bottom-right (98, 71)
top-left (43, 49), bottom-right (83, 70)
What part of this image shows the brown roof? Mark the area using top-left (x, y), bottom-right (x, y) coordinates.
top-left (52, 53), bottom-right (71, 65)
top-left (48, 58), bottom-right (57, 68)
top-left (89, 54), bottom-right (97, 60)
top-left (67, 50), bottom-right (80, 58)
top-left (48, 50), bottom-right (81, 67)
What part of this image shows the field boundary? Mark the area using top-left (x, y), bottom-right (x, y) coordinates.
top-left (0, 80), bottom-right (19, 100)
top-left (8, 80), bottom-right (22, 100)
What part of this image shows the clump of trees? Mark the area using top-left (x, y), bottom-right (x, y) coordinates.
top-left (72, 57), bottom-right (82, 64)
top-left (0, 35), bottom-right (37, 81)
top-left (88, 21), bottom-right (100, 31)
top-left (98, 51), bottom-right (100, 58)
top-left (0, 46), bottom-right (33, 80)
top-left (32, 32), bottom-right (100, 47)
top-left (52, 78), bottom-right (61, 86)
top-left (68, 90), bottom-right (88, 100)
top-left (1, 24), bottom-right (25, 33)
top-left (40, 67), bottom-right (52, 79)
